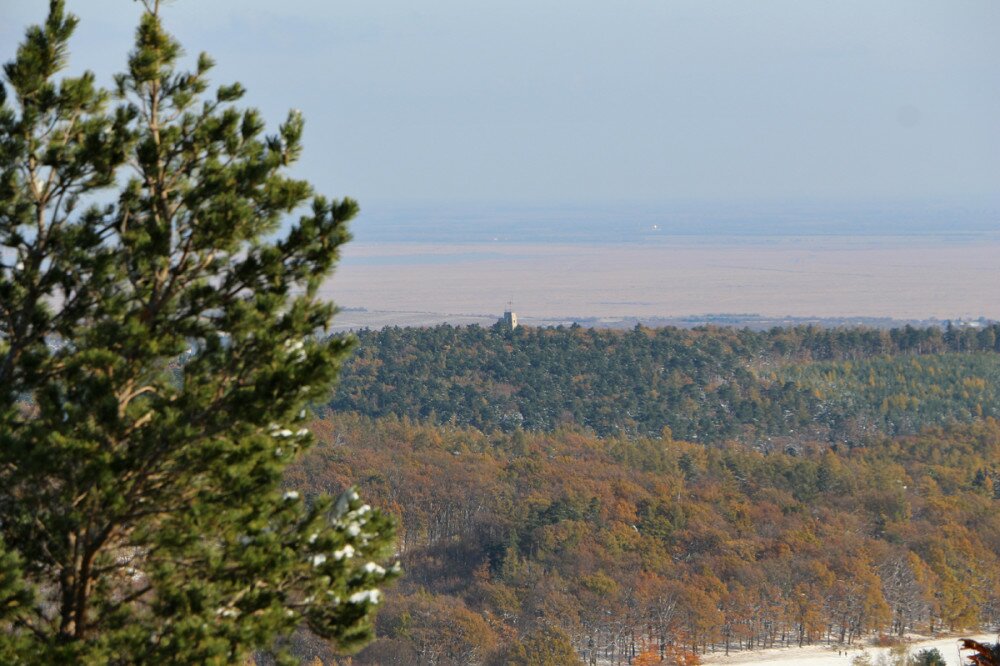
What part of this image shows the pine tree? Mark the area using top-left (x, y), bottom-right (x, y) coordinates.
top-left (0, 1), bottom-right (396, 663)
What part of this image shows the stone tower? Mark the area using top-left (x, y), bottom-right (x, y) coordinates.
top-left (502, 303), bottom-right (518, 330)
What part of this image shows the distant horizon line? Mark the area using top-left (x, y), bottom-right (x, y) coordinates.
top-left (352, 196), bottom-right (1000, 211)
top-left (328, 308), bottom-right (999, 333)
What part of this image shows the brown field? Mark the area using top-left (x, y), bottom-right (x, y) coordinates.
top-left (322, 236), bottom-right (1000, 328)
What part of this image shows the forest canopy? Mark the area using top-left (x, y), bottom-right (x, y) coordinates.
top-left (331, 323), bottom-right (1000, 444)
top-left (303, 322), bottom-right (1000, 663)
top-left (287, 412), bottom-right (1000, 665)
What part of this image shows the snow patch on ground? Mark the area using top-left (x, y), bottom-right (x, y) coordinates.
top-left (701, 633), bottom-right (998, 666)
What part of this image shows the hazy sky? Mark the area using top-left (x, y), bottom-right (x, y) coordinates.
top-left (3, 1), bottom-right (999, 207)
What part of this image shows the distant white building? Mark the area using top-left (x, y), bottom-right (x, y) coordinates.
top-left (502, 310), bottom-right (518, 330)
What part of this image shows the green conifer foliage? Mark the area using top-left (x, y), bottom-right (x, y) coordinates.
top-left (0, 1), bottom-right (396, 662)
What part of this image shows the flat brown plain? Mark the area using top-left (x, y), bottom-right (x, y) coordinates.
top-left (323, 236), bottom-right (1000, 324)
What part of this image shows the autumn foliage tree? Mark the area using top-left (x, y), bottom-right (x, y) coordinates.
top-left (293, 414), bottom-right (1000, 664)
top-left (0, 1), bottom-right (394, 662)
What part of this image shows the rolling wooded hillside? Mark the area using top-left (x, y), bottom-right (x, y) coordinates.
top-left (330, 323), bottom-right (1000, 443)
top-left (285, 414), bottom-right (1000, 665)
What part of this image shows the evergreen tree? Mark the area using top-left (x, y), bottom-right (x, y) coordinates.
top-left (0, 1), bottom-right (396, 663)
top-left (912, 648), bottom-right (946, 666)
